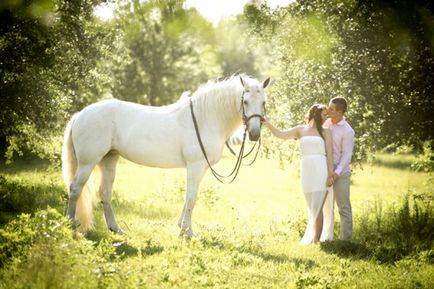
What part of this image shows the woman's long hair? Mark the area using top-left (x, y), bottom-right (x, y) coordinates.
top-left (305, 104), bottom-right (327, 139)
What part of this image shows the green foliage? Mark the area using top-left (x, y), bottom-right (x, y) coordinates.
top-left (0, 174), bottom-right (66, 224)
top-left (112, 0), bottom-right (221, 106)
top-left (0, 0), bottom-right (110, 161)
top-left (0, 208), bottom-right (128, 289)
top-left (245, 0), bottom-right (434, 162)
top-left (0, 0), bottom-right (277, 165)
top-left (412, 141), bottom-right (434, 172)
top-left (215, 19), bottom-right (262, 77)
top-left (354, 194), bottom-right (434, 263)
top-left (1, 157), bottom-right (434, 288)
top-left (0, 208), bottom-right (72, 267)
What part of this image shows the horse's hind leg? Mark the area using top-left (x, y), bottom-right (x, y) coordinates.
top-left (98, 152), bottom-right (124, 234)
top-left (67, 164), bottom-right (94, 220)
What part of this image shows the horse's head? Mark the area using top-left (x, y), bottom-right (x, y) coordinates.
top-left (240, 76), bottom-right (271, 141)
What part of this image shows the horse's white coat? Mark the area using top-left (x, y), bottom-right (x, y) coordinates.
top-left (62, 75), bottom-right (270, 236)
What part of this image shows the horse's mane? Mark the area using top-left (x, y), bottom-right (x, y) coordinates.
top-left (190, 75), bottom-right (258, 117)
top-left (168, 75), bottom-right (261, 127)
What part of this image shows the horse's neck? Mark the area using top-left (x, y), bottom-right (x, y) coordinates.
top-left (194, 88), bottom-right (243, 138)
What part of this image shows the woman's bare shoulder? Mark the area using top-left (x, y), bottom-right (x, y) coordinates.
top-left (290, 125), bottom-right (305, 138)
top-left (295, 125), bottom-right (308, 133)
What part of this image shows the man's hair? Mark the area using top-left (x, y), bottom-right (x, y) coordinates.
top-left (330, 97), bottom-right (348, 113)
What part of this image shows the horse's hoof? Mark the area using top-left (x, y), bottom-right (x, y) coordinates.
top-left (180, 229), bottom-right (194, 239)
top-left (110, 228), bottom-right (126, 235)
top-left (68, 219), bottom-right (81, 230)
top-left (178, 228), bottom-right (186, 237)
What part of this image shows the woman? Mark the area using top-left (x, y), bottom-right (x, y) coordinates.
top-left (262, 104), bottom-right (334, 244)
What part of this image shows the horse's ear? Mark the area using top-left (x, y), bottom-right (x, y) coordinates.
top-left (240, 76), bottom-right (246, 88)
top-left (263, 77), bottom-right (271, 89)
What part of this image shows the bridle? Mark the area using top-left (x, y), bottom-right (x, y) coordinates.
top-left (189, 91), bottom-right (265, 184)
top-left (238, 90), bottom-right (264, 162)
top-left (240, 91), bottom-right (265, 126)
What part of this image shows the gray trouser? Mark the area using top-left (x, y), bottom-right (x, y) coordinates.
top-left (333, 171), bottom-right (352, 240)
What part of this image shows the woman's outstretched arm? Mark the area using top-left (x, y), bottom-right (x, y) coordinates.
top-left (262, 117), bottom-right (300, 140)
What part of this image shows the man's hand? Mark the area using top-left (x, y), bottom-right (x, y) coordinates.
top-left (327, 176), bottom-right (334, 187)
top-left (332, 172), bottom-right (339, 182)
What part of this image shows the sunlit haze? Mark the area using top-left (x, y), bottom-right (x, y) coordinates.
top-left (94, 1), bottom-right (294, 23)
top-left (185, 0), bottom-right (294, 25)
top-left (94, 2), bottom-right (116, 21)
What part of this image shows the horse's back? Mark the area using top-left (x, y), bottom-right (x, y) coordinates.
top-left (71, 99), bottom-right (188, 167)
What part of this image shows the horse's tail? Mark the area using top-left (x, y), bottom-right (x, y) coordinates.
top-left (61, 113), bottom-right (96, 233)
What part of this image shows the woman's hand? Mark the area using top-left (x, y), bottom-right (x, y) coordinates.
top-left (326, 176), bottom-right (334, 187)
top-left (261, 116), bottom-right (269, 127)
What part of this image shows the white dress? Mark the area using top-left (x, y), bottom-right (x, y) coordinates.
top-left (299, 136), bottom-right (334, 244)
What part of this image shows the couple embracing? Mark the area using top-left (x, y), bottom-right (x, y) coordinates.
top-left (262, 97), bottom-right (354, 245)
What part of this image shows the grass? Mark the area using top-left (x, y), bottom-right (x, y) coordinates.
top-left (0, 153), bottom-right (433, 288)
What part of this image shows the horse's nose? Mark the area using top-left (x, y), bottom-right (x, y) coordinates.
top-left (249, 130), bottom-right (260, 141)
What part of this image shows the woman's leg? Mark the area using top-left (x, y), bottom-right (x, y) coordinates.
top-left (312, 190), bottom-right (328, 242)
top-left (301, 190), bottom-right (327, 245)
top-left (313, 211), bottom-right (323, 242)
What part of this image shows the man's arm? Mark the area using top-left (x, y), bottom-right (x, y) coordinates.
top-left (335, 128), bottom-right (355, 176)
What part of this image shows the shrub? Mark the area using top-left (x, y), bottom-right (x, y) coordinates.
top-left (355, 194), bottom-right (434, 263)
top-left (0, 208), bottom-right (116, 289)
top-left (0, 175), bottom-right (66, 224)
top-left (0, 208), bottom-right (72, 267)
top-left (412, 141), bottom-right (434, 173)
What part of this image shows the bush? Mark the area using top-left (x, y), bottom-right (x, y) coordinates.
top-left (0, 175), bottom-right (66, 224)
top-left (0, 208), bottom-right (132, 289)
top-left (0, 208), bottom-right (73, 267)
top-left (355, 194), bottom-right (434, 263)
top-left (412, 142), bottom-right (434, 173)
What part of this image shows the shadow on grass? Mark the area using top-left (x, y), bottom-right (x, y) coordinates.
top-left (197, 232), bottom-right (318, 268)
top-left (320, 193), bottom-right (434, 264)
top-left (236, 248), bottom-right (318, 269)
top-left (238, 245), bottom-right (317, 268)
top-left (320, 240), bottom-right (371, 260)
top-left (86, 228), bottom-right (164, 259)
top-left (231, 243), bottom-right (318, 269)
top-left (0, 158), bottom-right (51, 174)
top-left (372, 154), bottom-right (415, 170)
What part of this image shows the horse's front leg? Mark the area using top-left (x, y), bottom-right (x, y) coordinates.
top-left (179, 161), bottom-right (207, 238)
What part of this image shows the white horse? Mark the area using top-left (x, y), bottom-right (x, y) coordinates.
top-left (62, 75), bottom-right (270, 237)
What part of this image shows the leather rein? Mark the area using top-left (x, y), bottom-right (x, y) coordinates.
top-left (189, 91), bottom-right (264, 184)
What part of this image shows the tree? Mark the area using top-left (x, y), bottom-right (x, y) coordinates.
top-left (244, 0), bottom-right (434, 162)
top-left (0, 0), bottom-right (111, 161)
top-left (215, 18), bottom-right (260, 77)
top-left (112, 0), bottom-right (221, 106)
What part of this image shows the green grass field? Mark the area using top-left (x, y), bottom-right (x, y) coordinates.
top-left (1, 153), bottom-right (433, 288)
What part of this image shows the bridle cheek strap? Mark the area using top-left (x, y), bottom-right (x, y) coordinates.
top-left (243, 114), bottom-right (264, 126)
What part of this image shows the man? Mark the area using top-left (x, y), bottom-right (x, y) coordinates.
top-left (325, 97), bottom-right (355, 241)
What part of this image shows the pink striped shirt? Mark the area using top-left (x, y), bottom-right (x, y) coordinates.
top-left (324, 118), bottom-right (355, 176)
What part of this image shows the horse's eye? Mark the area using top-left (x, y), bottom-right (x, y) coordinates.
top-left (243, 100), bottom-right (248, 105)
top-left (262, 101), bottom-right (266, 107)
